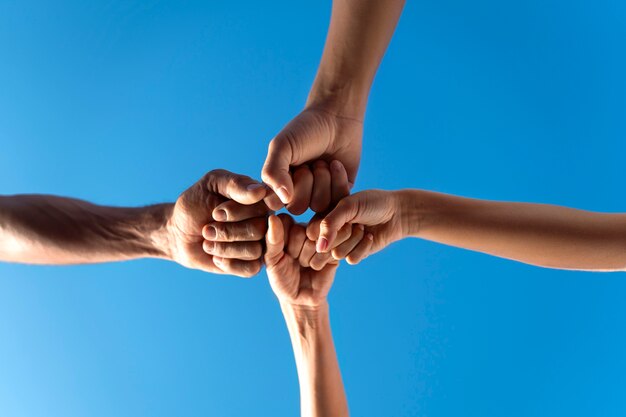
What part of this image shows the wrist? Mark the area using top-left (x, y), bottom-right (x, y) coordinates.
top-left (143, 203), bottom-right (176, 260)
top-left (280, 301), bottom-right (330, 329)
top-left (393, 189), bottom-right (433, 239)
top-left (306, 78), bottom-right (369, 121)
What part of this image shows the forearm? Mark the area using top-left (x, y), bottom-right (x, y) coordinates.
top-left (0, 195), bottom-right (173, 265)
top-left (400, 190), bottom-right (626, 271)
top-left (307, 0), bottom-right (405, 118)
top-left (281, 302), bottom-right (349, 417)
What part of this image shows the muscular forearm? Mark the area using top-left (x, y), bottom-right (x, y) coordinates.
top-left (400, 190), bottom-right (626, 271)
top-left (281, 302), bottom-right (349, 417)
top-left (0, 195), bottom-right (173, 265)
top-left (307, 0), bottom-right (405, 118)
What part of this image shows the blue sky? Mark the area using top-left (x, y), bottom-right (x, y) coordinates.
top-left (1, 1), bottom-right (625, 416)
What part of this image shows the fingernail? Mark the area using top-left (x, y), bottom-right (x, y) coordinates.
top-left (213, 209), bottom-right (227, 221)
top-left (358, 224), bottom-right (365, 231)
top-left (276, 186), bottom-right (290, 204)
top-left (367, 233), bottom-right (374, 241)
top-left (317, 237), bottom-right (329, 253)
top-left (213, 256), bottom-right (223, 266)
top-left (204, 225), bottom-right (217, 240)
top-left (247, 183), bottom-right (265, 191)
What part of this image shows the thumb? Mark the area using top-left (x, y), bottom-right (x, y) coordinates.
top-left (262, 137), bottom-right (294, 205)
top-left (317, 195), bottom-right (361, 253)
top-left (206, 170), bottom-right (267, 205)
top-left (265, 215), bottom-right (285, 267)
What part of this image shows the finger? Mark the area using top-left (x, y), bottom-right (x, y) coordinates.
top-left (262, 138), bottom-right (294, 205)
top-left (333, 223), bottom-right (355, 249)
top-left (212, 200), bottom-right (271, 222)
top-left (287, 222), bottom-right (307, 259)
top-left (263, 189), bottom-right (284, 211)
top-left (330, 160), bottom-right (351, 205)
top-left (287, 165), bottom-right (313, 215)
top-left (331, 224), bottom-right (365, 260)
top-left (183, 244), bottom-right (222, 274)
top-left (277, 213), bottom-right (295, 250)
top-left (203, 218), bottom-right (268, 242)
top-left (203, 241), bottom-right (263, 261)
top-left (206, 169), bottom-right (267, 205)
top-left (309, 251), bottom-right (335, 271)
top-left (317, 196), bottom-right (360, 253)
top-left (298, 238), bottom-right (317, 268)
top-left (346, 232), bottom-right (374, 265)
top-left (310, 160), bottom-right (332, 213)
top-left (265, 215), bottom-right (285, 265)
top-left (306, 215), bottom-right (323, 241)
top-left (213, 256), bottom-right (262, 278)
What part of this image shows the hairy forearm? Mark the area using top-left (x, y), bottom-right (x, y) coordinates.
top-left (307, 0), bottom-right (405, 118)
top-left (281, 302), bottom-right (349, 417)
top-left (400, 190), bottom-right (626, 271)
top-left (0, 195), bottom-right (173, 265)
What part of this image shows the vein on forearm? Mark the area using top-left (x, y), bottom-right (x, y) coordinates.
top-left (0, 195), bottom-right (173, 264)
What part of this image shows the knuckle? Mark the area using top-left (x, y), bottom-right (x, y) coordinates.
top-left (242, 220), bottom-right (264, 241)
top-left (334, 246), bottom-right (347, 259)
top-left (260, 168), bottom-right (273, 183)
top-left (206, 169), bottom-right (226, 181)
top-left (242, 243), bottom-right (261, 259)
top-left (240, 262), bottom-right (258, 278)
top-left (320, 218), bottom-right (333, 233)
top-left (217, 226), bottom-right (232, 242)
top-left (226, 176), bottom-right (239, 192)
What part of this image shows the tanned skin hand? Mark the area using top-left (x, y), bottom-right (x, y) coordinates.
top-left (0, 169), bottom-right (271, 277)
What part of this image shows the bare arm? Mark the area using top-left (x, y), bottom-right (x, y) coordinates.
top-left (307, 0), bottom-right (406, 118)
top-left (0, 170), bottom-right (272, 277)
top-left (265, 210), bottom-right (353, 416)
top-left (282, 303), bottom-right (348, 417)
top-left (409, 190), bottom-right (626, 271)
top-left (262, 0), bottom-right (405, 208)
top-left (313, 189), bottom-right (626, 272)
top-left (0, 195), bottom-right (172, 264)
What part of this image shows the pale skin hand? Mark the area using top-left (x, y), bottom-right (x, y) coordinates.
top-left (265, 214), bottom-right (350, 417)
top-left (0, 169), bottom-right (270, 277)
top-left (308, 190), bottom-right (401, 264)
top-left (262, 0), bottom-right (405, 210)
top-left (313, 189), bottom-right (626, 272)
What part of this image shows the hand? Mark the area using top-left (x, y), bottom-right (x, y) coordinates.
top-left (265, 214), bottom-right (336, 308)
top-left (168, 169), bottom-right (270, 277)
top-left (265, 214), bottom-right (364, 308)
top-left (262, 107), bottom-right (363, 211)
top-left (308, 190), bottom-right (411, 264)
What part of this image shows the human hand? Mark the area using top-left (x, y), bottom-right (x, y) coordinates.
top-left (308, 190), bottom-right (412, 264)
top-left (262, 107), bottom-right (363, 211)
top-left (265, 214), bottom-right (365, 308)
top-left (168, 169), bottom-right (270, 277)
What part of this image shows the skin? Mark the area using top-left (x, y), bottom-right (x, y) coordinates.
top-left (262, 0), bottom-right (405, 210)
top-left (310, 189), bottom-right (626, 272)
top-left (204, 161), bottom-right (356, 272)
top-left (265, 214), bottom-right (351, 417)
top-left (0, 170), bottom-right (271, 277)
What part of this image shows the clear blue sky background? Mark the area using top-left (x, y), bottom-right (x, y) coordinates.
top-left (1, 1), bottom-right (625, 416)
